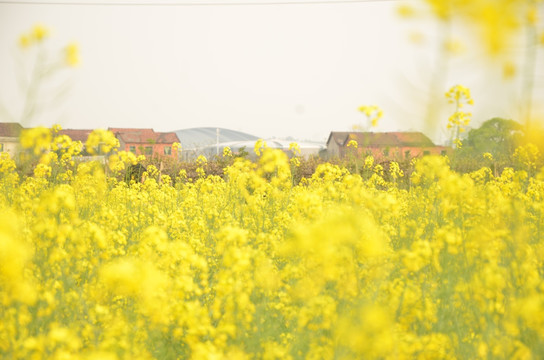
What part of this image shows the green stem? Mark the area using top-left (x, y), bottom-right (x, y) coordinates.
top-left (520, 20), bottom-right (538, 129)
top-left (20, 47), bottom-right (46, 126)
top-left (425, 18), bottom-right (451, 135)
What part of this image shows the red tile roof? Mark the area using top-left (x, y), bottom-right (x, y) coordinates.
top-left (58, 129), bottom-right (93, 142)
top-left (0, 122), bottom-right (23, 137)
top-left (328, 131), bottom-right (435, 148)
top-left (0, 124), bottom-right (180, 146)
top-left (156, 132), bottom-right (179, 143)
top-left (108, 128), bottom-right (179, 144)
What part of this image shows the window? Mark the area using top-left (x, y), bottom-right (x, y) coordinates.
top-left (383, 147), bottom-right (390, 157)
top-left (129, 146), bottom-right (136, 153)
top-left (404, 150), bottom-right (411, 159)
top-left (441, 150), bottom-right (447, 156)
top-left (164, 146), bottom-right (172, 155)
top-left (145, 146), bottom-right (153, 155)
top-left (0, 143), bottom-right (3, 152)
top-left (423, 150), bottom-right (430, 156)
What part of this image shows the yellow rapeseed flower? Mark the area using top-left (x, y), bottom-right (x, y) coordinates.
top-left (19, 34), bottom-right (32, 48)
top-left (358, 105), bottom-right (383, 127)
top-left (85, 129), bottom-right (119, 155)
top-left (397, 4), bottom-right (416, 18)
top-left (223, 146), bottom-right (232, 158)
top-left (347, 140), bottom-right (358, 149)
top-left (254, 139), bottom-right (267, 156)
top-left (289, 142), bottom-right (301, 156)
top-left (483, 152), bottom-right (493, 161)
top-left (31, 24), bottom-right (49, 42)
top-left (65, 43), bottom-right (80, 67)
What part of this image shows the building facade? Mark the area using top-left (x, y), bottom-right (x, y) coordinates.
top-left (108, 128), bottom-right (180, 158)
top-left (0, 122), bottom-right (23, 157)
top-left (326, 131), bottom-right (450, 159)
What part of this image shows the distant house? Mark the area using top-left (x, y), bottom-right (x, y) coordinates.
top-left (0, 122), bottom-right (24, 156)
top-left (109, 128), bottom-right (180, 158)
top-left (326, 131), bottom-right (450, 159)
top-left (58, 129), bottom-right (93, 143)
top-left (58, 129), bottom-right (94, 154)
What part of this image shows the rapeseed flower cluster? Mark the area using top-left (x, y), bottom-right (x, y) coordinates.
top-left (19, 24), bottom-right (49, 47)
top-left (358, 105), bottom-right (383, 128)
top-left (400, 0), bottom-right (540, 56)
top-left (1, 127), bottom-right (544, 359)
top-left (446, 84), bottom-right (474, 148)
top-left (18, 24), bottom-right (80, 67)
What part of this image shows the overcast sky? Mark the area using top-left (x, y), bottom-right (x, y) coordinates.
top-left (0, 0), bottom-right (542, 143)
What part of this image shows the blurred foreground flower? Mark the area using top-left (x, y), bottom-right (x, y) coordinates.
top-left (12, 24), bottom-right (80, 125)
top-left (65, 43), bottom-right (80, 67)
top-left (85, 129), bottom-right (119, 155)
top-left (358, 105), bottom-right (383, 127)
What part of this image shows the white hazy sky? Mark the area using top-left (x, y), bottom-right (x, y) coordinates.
top-left (0, 0), bottom-right (542, 143)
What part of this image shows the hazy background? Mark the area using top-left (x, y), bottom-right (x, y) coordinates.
top-left (0, 0), bottom-right (542, 143)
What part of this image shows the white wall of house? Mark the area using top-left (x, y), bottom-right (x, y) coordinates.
top-left (0, 137), bottom-right (20, 157)
top-left (326, 140), bottom-right (342, 158)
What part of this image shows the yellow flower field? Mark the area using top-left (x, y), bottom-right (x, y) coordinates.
top-left (1, 128), bottom-right (544, 359)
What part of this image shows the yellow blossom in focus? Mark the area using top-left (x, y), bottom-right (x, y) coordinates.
top-left (289, 142), bottom-right (301, 156)
top-left (446, 84), bottom-right (473, 148)
top-left (347, 140), bottom-right (358, 149)
top-left (389, 161), bottom-right (404, 180)
top-left (0, 152), bottom-right (17, 173)
top-left (196, 154), bottom-right (207, 167)
top-left (223, 146), bottom-right (233, 158)
top-left (445, 84), bottom-right (473, 105)
top-left (290, 157), bottom-right (300, 168)
top-left (364, 155), bottom-right (374, 169)
top-left (254, 139), bottom-right (267, 156)
top-left (172, 142), bottom-right (181, 152)
top-left (514, 143), bottom-right (540, 173)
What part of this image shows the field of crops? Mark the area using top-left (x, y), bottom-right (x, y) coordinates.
top-left (1, 129), bottom-right (543, 359)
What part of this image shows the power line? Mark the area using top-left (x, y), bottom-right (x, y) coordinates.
top-left (0, 0), bottom-right (397, 6)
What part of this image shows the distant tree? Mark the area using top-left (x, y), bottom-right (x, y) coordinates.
top-left (234, 146), bottom-right (249, 159)
top-left (463, 117), bottom-right (524, 159)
